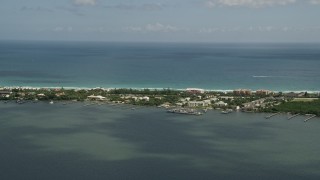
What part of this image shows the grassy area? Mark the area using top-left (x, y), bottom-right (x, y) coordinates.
top-left (292, 98), bottom-right (319, 102)
top-left (271, 99), bottom-right (320, 116)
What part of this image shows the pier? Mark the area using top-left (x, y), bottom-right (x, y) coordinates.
top-left (265, 112), bottom-right (281, 119)
top-left (287, 113), bottom-right (300, 120)
top-left (304, 115), bottom-right (317, 122)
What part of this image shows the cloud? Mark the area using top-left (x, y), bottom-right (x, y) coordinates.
top-left (72, 0), bottom-right (96, 6)
top-left (123, 23), bottom-right (187, 33)
top-left (204, 0), bottom-right (296, 8)
top-left (310, 0), bottom-right (320, 4)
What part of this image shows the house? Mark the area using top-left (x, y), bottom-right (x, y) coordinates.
top-left (87, 95), bottom-right (106, 101)
top-left (210, 97), bottom-right (218, 102)
top-left (219, 96), bottom-right (234, 101)
top-left (214, 101), bottom-right (228, 107)
top-left (0, 90), bottom-right (12, 98)
top-left (188, 100), bottom-right (211, 107)
top-left (242, 98), bottom-right (266, 109)
top-left (140, 96), bottom-right (150, 101)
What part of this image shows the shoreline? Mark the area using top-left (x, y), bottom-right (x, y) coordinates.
top-left (1, 100), bottom-right (319, 121)
top-left (1, 85), bottom-right (319, 94)
top-left (1, 85), bottom-right (319, 117)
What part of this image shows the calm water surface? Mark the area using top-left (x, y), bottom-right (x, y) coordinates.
top-left (0, 102), bottom-right (320, 179)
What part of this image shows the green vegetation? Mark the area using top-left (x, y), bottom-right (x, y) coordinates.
top-left (266, 99), bottom-right (320, 116)
top-left (1, 87), bottom-right (319, 116)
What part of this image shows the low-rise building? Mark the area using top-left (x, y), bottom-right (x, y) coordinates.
top-left (219, 96), bottom-right (234, 101)
top-left (233, 89), bottom-right (252, 96)
top-left (256, 89), bottom-right (274, 96)
top-left (0, 90), bottom-right (12, 98)
top-left (87, 95), bottom-right (106, 101)
top-left (188, 100), bottom-right (211, 107)
top-left (214, 101), bottom-right (228, 107)
top-left (186, 88), bottom-right (205, 94)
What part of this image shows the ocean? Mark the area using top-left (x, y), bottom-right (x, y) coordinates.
top-left (0, 41), bottom-right (320, 91)
top-left (1, 102), bottom-right (320, 179)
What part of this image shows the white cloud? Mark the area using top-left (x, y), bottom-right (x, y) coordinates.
top-left (310, 0), bottom-right (320, 4)
top-left (72, 0), bottom-right (96, 6)
top-left (204, 0), bottom-right (296, 8)
top-left (124, 23), bottom-right (186, 33)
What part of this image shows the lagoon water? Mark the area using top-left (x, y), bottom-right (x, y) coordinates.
top-left (1, 102), bottom-right (320, 179)
top-left (1, 41), bottom-right (320, 91)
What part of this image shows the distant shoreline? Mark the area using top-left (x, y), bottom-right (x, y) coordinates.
top-left (1, 85), bottom-right (319, 94)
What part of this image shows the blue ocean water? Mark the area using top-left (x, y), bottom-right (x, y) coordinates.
top-left (0, 41), bottom-right (319, 91)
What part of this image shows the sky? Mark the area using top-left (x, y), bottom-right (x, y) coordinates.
top-left (1, 0), bottom-right (320, 42)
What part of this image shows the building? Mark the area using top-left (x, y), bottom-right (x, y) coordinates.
top-left (256, 89), bottom-right (274, 96)
top-left (219, 96), bottom-right (234, 101)
top-left (233, 89), bottom-right (252, 96)
top-left (139, 96), bottom-right (150, 101)
top-left (242, 98), bottom-right (267, 109)
top-left (0, 90), bottom-right (12, 98)
top-left (214, 101), bottom-right (228, 107)
top-left (87, 95), bottom-right (106, 101)
top-left (188, 100), bottom-right (211, 107)
top-left (186, 88), bottom-right (205, 94)
top-left (37, 93), bottom-right (46, 97)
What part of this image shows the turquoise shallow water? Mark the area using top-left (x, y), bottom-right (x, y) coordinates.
top-left (0, 41), bottom-right (320, 91)
top-left (1, 101), bottom-right (320, 179)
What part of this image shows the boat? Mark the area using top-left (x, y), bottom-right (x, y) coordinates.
top-left (167, 108), bottom-right (203, 115)
top-left (221, 110), bottom-right (229, 114)
top-left (221, 109), bottom-right (233, 114)
top-left (49, 101), bottom-right (54, 104)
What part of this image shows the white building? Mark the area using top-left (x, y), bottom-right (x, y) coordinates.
top-left (87, 95), bottom-right (106, 101)
top-left (214, 101), bottom-right (228, 107)
top-left (188, 100), bottom-right (211, 107)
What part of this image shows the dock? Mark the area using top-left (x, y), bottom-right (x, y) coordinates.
top-left (304, 115), bottom-right (317, 122)
top-left (287, 113), bottom-right (300, 120)
top-left (265, 112), bottom-right (281, 119)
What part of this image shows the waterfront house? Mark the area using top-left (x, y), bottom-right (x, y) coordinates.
top-left (242, 98), bottom-right (267, 109)
top-left (140, 96), bottom-right (150, 101)
top-left (0, 90), bottom-right (12, 98)
top-left (214, 101), bottom-right (228, 107)
top-left (188, 100), bottom-right (211, 107)
top-left (87, 95), bottom-right (106, 101)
